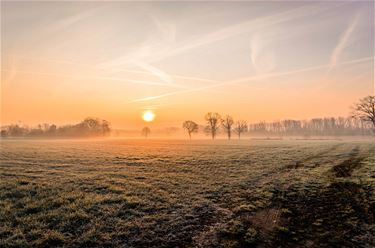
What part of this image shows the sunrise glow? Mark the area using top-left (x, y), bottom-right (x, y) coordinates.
top-left (1, 2), bottom-right (374, 247)
top-left (142, 111), bottom-right (155, 123)
top-left (1, 1), bottom-right (373, 129)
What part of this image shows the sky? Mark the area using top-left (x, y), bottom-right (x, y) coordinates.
top-left (1, 1), bottom-right (374, 128)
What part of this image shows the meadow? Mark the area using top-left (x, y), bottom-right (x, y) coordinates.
top-left (0, 139), bottom-right (374, 247)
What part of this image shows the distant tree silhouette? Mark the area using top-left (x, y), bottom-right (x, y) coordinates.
top-left (221, 115), bottom-right (234, 140)
top-left (101, 120), bottom-right (111, 136)
top-left (142, 127), bottom-right (151, 138)
top-left (352, 96), bottom-right (375, 131)
top-left (0, 130), bottom-right (6, 137)
top-left (0, 117), bottom-right (110, 137)
top-left (247, 117), bottom-right (373, 136)
top-left (74, 118), bottom-right (111, 136)
top-left (47, 124), bottom-right (57, 135)
top-left (182, 120), bottom-right (198, 139)
top-left (29, 125), bottom-right (43, 136)
top-left (7, 124), bottom-right (28, 136)
top-left (234, 120), bottom-right (248, 139)
top-left (205, 112), bottom-right (221, 139)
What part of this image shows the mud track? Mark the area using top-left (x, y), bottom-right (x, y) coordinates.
top-left (196, 145), bottom-right (375, 247)
top-left (330, 147), bottom-right (364, 177)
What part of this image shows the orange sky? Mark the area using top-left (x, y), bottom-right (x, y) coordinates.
top-left (1, 1), bottom-right (374, 128)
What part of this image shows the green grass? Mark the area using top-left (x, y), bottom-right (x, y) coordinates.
top-left (1, 139), bottom-right (374, 247)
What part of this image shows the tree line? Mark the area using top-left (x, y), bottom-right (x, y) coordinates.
top-left (247, 117), bottom-right (373, 136)
top-left (182, 96), bottom-right (375, 139)
top-left (181, 112), bottom-right (252, 140)
top-left (2, 96), bottom-right (374, 139)
top-left (182, 114), bottom-right (374, 140)
top-left (1, 118), bottom-right (111, 138)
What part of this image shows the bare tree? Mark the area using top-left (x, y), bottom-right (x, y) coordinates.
top-left (352, 96), bottom-right (375, 131)
top-left (205, 112), bottom-right (221, 139)
top-left (101, 120), bottom-right (111, 136)
top-left (182, 120), bottom-right (199, 139)
top-left (141, 127), bottom-right (151, 138)
top-left (234, 120), bottom-right (248, 139)
top-left (222, 115), bottom-right (234, 140)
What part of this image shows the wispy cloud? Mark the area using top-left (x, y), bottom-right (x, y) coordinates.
top-left (26, 7), bottom-right (100, 51)
top-left (250, 33), bottom-right (276, 74)
top-left (96, 2), bottom-right (344, 92)
top-left (329, 14), bottom-right (359, 71)
top-left (130, 60), bottom-right (175, 85)
top-left (130, 56), bottom-right (374, 103)
top-left (47, 8), bottom-right (99, 32)
top-left (151, 15), bottom-right (176, 44)
top-left (101, 2), bottom-right (341, 67)
top-left (0, 69), bottom-right (184, 88)
top-left (8, 55), bottom-right (214, 88)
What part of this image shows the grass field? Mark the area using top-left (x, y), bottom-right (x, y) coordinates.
top-left (1, 139), bottom-right (374, 247)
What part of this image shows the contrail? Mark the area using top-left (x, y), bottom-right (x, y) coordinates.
top-left (233, 57), bottom-right (373, 85)
top-left (114, 67), bottom-right (218, 84)
top-left (26, 7), bottom-right (100, 50)
top-left (0, 69), bottom-right (185, 88)
top-left (130, 60), bottom-right (177, 87)
top-left (9, 56), bottom-right (214, 86)
top-left (48, 8), bottom-right (99, 32)
top-left (149, 3), bottom-right (342, 64)
top-left (130, 56), bottom-right (374, 103)
top-left (329, 14), bottom-right (359, 71)
top-left (102, 2), bottom-right (342, 67)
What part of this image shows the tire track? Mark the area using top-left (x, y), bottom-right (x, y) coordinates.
top-left (193, 144), bottom-right (375, 248)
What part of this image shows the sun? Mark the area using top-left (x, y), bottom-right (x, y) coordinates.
top-left (142, 110), bottom-right (155, 122)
